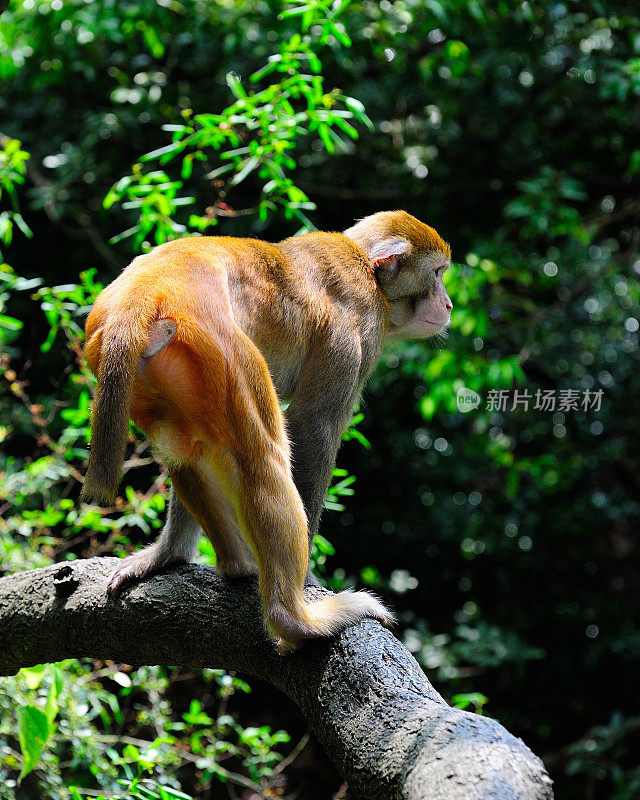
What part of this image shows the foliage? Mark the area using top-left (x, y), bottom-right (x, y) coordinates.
top-left (0, 0), bottom-right (639, 798)
top-left (105, 0), bottom-right (371, 245)
top-left (0, 136), bottom-right (31, 255)
top-left (0, 659), bottom-right (288, 799)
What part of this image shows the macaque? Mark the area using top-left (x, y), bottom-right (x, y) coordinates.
top-left (82, 210), bottom-right (452, 651)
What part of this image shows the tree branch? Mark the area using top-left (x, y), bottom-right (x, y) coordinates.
top-left (0, 559), bottom-right (553, 800)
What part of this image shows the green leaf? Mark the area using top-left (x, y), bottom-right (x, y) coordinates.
top-left (0, 312), bottom-right (23, 331)
top-left (20, 664), bottom-right (46, 689)
top-left (279, 4), bottom-right (314, 19)
top-left (141, 24), bottom-right (165, 59)
top-left (39, 323), bottom-right (60, 352)
top-left (154, 786), bottom-right (192, 799)
top-left (250, 55), bottom-right (282, 82)
top-left (140, 141), bottom-right (184, 162)
top-left (13, 212), bottom-right (32, 238)
top-left (451, 692), bottom-right (489, 714)
top-left (17, 705), bottom-right (50, 780)
top-left (317, 123), bottom-right (334, 153)
top-left (326, 20), bottom-right (351, 47)
top-left (332, 115), bottom-right (359, 139)
top-left (226, 72), bottom-right (247, 99)
top-left (45, 668), bottom-right (59, 725)
top-left (229, 156), bottom-right (260, 187)
top-left (203, 163), bottom-right (235, 180)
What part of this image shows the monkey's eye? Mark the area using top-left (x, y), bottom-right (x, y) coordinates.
top-left (434, 263), bottom-right (448, 278)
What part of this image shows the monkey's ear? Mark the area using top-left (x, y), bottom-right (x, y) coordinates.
top-left (369, 237), bottom-right (411, 276)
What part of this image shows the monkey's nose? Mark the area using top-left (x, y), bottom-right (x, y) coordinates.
top-left (445, 297), bottom-right (453, 312)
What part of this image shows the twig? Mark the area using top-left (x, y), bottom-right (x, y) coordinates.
top-left (272, 732), bottom-right (311, 777)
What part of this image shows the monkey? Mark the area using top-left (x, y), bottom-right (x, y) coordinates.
top-left (81, 210), bottom-right (453, 652)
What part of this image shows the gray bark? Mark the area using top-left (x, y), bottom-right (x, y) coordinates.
top-left (0, 558), bottom-right (553, 800)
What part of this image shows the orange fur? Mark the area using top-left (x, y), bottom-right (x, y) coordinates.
top-left (82, 212), bottom-right (450, 650)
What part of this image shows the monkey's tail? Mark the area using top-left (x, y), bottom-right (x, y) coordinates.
top-left (269, 590), bottom-right (395, 649)
top-left (81, 295), bottom-right (158, 506)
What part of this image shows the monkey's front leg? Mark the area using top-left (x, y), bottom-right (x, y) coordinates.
top-left (286, 405), bottom-right (353, 585)
top-left (285, 351), bottom-right (361, 550)
top-left (107, 487), bottom-right (201, 596)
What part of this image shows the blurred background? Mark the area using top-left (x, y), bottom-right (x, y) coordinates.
top-left (0, 1), bottom-right (639, 798)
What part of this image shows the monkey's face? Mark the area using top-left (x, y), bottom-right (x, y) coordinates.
top-left (344, 210), bottom-right (453, 340)
top-left (381, 251), bottom-right (453, 339)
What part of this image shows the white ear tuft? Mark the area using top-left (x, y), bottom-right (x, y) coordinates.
top-left (369, 237), bottom-right (411, 274)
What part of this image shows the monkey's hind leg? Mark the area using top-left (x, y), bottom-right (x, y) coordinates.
top-left (170, 461), bottom-right (259, 580)
top-left (107, 488), bottom-right (201, 596)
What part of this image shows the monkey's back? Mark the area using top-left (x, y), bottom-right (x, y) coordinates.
top-left (87, 232), bottom-right (384, 402)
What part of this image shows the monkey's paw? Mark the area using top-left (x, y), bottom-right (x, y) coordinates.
top-left (106, 550), bottom-right (167, 597)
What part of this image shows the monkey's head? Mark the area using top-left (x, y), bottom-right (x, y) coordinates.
top-left (345, 210), bottom-right (452, 339)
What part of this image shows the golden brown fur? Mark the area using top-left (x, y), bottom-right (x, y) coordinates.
top-left (82, 211), bottom-right (452, 651)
